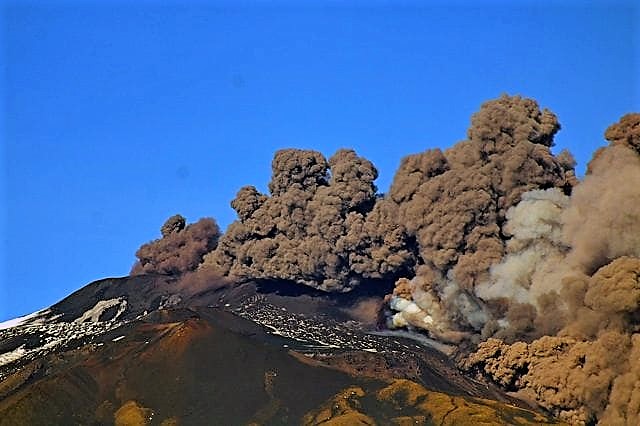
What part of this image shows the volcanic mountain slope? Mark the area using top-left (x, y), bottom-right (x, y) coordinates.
top-left (0, 274), bottom-right (562, 425)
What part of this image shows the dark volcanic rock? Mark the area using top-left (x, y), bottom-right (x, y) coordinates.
top-left (0, 275), bottom-right (562, 424)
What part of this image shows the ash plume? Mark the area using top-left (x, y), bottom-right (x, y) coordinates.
top-left (175, 265), bottom-right (230, 296)
top-left (463, 257), bottom-right (640, 424)
top-left (461, 113), bottom-right (640, 424)
top-left (385, 95), bottom-right (575, 342)
top-left (342, 296), bottom-right (385, 326)
top-left (202, 148), bottom-right (413, 291)
top-left (562, 136), bottom-right (640, 274)
top-left (132, 215), bottom-right (221, 275)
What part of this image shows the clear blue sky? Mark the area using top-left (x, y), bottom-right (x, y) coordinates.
top-left (1, 1), bottom-right (638, 320)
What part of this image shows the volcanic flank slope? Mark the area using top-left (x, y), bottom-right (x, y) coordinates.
top-left (0, 274), bottom-right (560, 425)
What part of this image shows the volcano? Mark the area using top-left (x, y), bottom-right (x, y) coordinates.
top-left (0, 274), bottom-right (560, 425)
top-left (4, 96), bottom-right (637, 424)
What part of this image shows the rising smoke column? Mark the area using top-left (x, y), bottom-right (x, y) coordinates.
top-left (385, 95), bottom-right (576, 342)
top-left (132, 214), bottom-right (221, 275)
top-left (204, 95), bottom-right (577, 341)
top-left (203, 148), bottom-right (414, 291)
top-left (462, 113), bottom-right (640, 425)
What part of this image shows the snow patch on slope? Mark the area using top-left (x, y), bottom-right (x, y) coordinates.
top-left (0, 346), bottom-right (27, 367)
top-left (0, 298), bottom-right (130, 378)
top-left (0, 310), bottom-right (49, 331)
top-left (74, 298), bottom-right (127, 323)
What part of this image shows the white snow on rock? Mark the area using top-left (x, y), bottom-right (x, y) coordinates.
top-left (368, 329), bottom-right (456, 356)
top-left (74, 298), bottom-right (127, 323)
top-left (0, 346), bottom-right (27, 367)
top-left (0, 310), bottom-right (48, 331)
top-left (0, 299), bottom-right (131, 379)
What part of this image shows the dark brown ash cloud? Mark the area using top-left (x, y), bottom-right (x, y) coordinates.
top-left (202, 148), bottom-right (413, 291)
top-left (131, 215), bottom-right (221, 275)
top-left (385, 95), bottom-right (575, 342)
top-left (461, 113), bottom-right (640, 425)
top-left (463, 257), bottom-right (640, 425)
top-left (195, 95), bottom-right (579, 345)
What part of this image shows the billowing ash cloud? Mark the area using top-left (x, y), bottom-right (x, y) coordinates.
top-left (463, 257), bottom-right (640, 424)
top-left (202, 148), bottom-right (414, 291)
top-left (460, 113), bottom-right (640, 424)
top-left (562, 129), bottom-right (640, 273)
top-left (385, 95), bottom-right (576, 342)
top-left (132, 215), bottom-right (221, 275)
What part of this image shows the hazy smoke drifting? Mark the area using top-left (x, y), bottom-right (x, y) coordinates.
top-left (202, 148), bottom-right (413, 291)
top-left (132, 215), bottom-right (221, 275)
